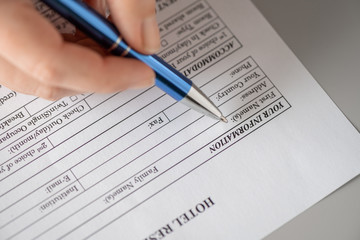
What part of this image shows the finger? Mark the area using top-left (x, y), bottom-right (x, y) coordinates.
top-left (75, 38), bottom-right (107, 55)
top-left (51, 45), bottom-right (155, 92)
top-left (0, 55), bottom-right (78, 100)
top-left (84, 0), bottom-right (108, 16)
top-left (62, 0), bottom-right (109, 55)
top-left (62, 33), bottom-right (107, 55)
top-left (0, 1), bottom-right (155, 93)
top-left (106, 0), bottom-right (160, 54)
top-left (64, 0), bottom-right (109, 44)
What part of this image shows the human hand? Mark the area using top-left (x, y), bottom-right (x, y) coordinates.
top-left (0, 0), bottom-right (160, 100)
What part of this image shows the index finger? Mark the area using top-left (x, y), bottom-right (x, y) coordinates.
top-left (106, 0), bottom-right (160, 54)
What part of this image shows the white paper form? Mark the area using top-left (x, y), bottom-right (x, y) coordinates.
top-left (1, 0), bottom-right (360, 239)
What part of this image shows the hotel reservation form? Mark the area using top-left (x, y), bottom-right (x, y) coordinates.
top-left (0, 0), bottom-right (360, 239)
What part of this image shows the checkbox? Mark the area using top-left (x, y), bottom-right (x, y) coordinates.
top-left (70, 96), bottom-right (78, 102)
top-left (161, 39), bottom-right (168, 47)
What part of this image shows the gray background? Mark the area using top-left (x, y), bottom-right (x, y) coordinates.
top-left (250, 0), bottom-right (360, 239)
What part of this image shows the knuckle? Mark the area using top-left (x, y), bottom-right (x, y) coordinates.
top-left (97, 81), bottom-right (118, 93)
top-left (98, 78), bottom-right (127, 93)
top-left (145, 1), bottom-right (156, 14)
top-left (34, 85), bottom-right (62, 101)
top-left (31, 61), bottom-right (60, 85)
top-left (109, 0), bottom-right (155, 17)
top-left (138, 1), bottom-right (156, 17)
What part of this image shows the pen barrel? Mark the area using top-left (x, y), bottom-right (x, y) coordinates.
top-left (41, 0), bottom-right (195, 101)
top-left (41, 0), bottom-right (193, 101)
top-left (128, 51), bottom-right (192, 101)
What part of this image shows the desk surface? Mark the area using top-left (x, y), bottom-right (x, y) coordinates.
top-left (251, 0), bottom-right (360, 239)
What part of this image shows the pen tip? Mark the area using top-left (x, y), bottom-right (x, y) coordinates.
top-left (220, 116), bottom-right (228, 123)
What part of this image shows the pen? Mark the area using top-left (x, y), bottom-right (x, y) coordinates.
top-left (40, 0), bottom-right (227, 123)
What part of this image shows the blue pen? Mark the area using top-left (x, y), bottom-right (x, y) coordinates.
top-left (40, 0), bottom-right (227, 122)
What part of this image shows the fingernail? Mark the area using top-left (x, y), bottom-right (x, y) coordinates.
top-left (142, 16), bottom-right (160, 53)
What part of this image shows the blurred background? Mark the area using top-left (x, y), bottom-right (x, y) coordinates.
top-left (251, 0), bottom-right (360, 239)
